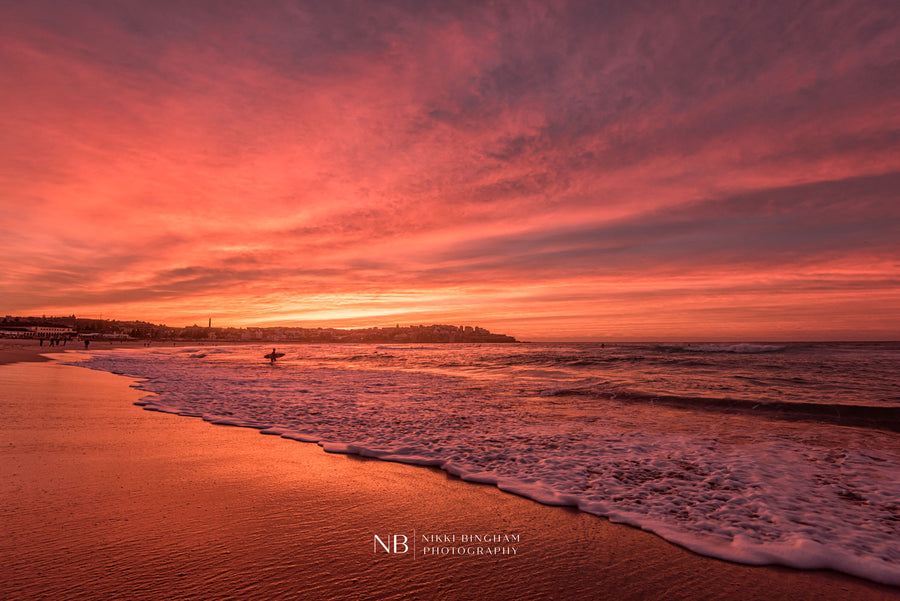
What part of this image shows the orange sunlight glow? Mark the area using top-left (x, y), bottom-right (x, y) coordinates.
top-left (1, 2), bottom-right (898, 340)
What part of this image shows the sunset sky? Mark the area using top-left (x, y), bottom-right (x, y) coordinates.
top-left (1, 1), bottom-right (898, 341)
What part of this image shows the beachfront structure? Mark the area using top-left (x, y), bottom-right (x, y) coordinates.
top-left (0, 325), bottom-right (76, 339)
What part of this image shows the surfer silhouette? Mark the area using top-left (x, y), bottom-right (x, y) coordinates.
top-left (264, 348), bottom-right (284, 363)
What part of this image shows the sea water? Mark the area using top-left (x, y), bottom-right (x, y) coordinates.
top-left (68, 342), bottom-right (900, 585)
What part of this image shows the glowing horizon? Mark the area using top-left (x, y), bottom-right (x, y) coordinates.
top-left (1, 1), bottom-right (898, 341)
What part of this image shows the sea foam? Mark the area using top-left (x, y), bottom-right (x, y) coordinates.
top-left (67, 345), bottom-right (900, 586)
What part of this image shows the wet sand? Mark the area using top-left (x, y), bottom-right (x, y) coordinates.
top-left (0, 339), bottom-right (203, 367)
top-left (0, 338), bottom-right (250, 365)
top-left (0, 339), bottom-right (153, 366)
top-left (0, 339), bottom-right (58, 365)
top-left (1, 359), bottom-right (897, 600)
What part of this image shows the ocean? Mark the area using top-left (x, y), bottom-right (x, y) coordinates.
top-left (69, 342), bottom-right (900, 585)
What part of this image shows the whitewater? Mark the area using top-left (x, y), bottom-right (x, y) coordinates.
top-left (67, 342), bottom-right (900, 586)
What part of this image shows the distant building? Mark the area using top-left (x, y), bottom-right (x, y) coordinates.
top-left (241, 328), bottom-right (264, 341)
top-left (0, 325), bottom-right (75, 339)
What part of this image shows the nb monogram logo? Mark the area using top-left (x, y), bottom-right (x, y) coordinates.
top-left (373, 534), bottom-right (409, 554)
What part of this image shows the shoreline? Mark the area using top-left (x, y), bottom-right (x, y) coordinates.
top-left (0, 339), bottom-right (270, 367)
top-left (0, 338), bottom-right (58, 365)
top-left (1, 359), bottom-right (898, 599)
top-left (0, 339), bottom-right (161, 366)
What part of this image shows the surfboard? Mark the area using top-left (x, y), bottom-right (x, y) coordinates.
top-left (264, 352), bottom-right (285, 359)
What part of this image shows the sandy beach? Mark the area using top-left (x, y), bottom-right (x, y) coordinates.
top-left (0, 338), bottom-right (155, 366)
top-left (1, 355), bottom-right (897, 600)
top-left (0, 339), bottom-right (59, 366)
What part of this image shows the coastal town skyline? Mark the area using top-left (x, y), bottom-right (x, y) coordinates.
top-left (0, 314), bottom-right (519, 344)
top-left (2, 1), bottom-right (898, 341)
